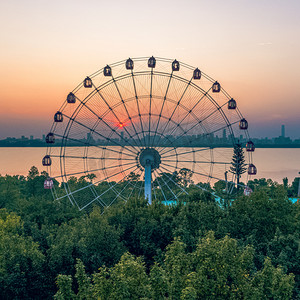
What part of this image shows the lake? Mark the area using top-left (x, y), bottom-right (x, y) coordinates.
top-left (0, 147), bottom-right (299, 184)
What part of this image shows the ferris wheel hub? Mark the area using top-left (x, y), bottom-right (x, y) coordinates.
top-left (138, 148), bottom-right (161, 170)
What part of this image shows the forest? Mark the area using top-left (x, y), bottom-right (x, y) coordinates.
top-left (1, 166), bottom-right (300, 299)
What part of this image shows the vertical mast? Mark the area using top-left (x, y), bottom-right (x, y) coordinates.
top-left (145, 161), bottom-right (152, 204)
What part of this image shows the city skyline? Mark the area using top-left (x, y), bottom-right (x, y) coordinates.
top-left (0, 1), bottom-right (300, 139)
top-left (0, 124), bottom-right (300, 146)
top-left (1, 123), bottom-right (296, 141)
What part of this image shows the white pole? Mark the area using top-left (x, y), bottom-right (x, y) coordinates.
top-left (145, 162), bottom-right (152, 204)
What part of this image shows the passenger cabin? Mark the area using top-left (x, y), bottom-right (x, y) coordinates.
top-left (104, 65), bottom-right (112, 76)
top-left (42, 155), bottom-right (52, 166)
top-left (46, 133), bottom-right (55, 144)
top-left (84, 77), bottom-right (92, 88)
top-left (148, 56), bottom-right (156, 68)
top-left (212, 81), bottom-right (221, 93)
top-left (239, 118), bottom-right (248, 130)
top-left (248, 164), bottom-right (257, 175)
top-left (246, 141), bottom-right (255, 152)
top-left (172, 59), bottom-right (180, 71)
top-left (193, 68), bottom-right (201, 80)
top-left (54, 111), bottom-right (63, 122)
top-left (44, 178), bottom-right (54, 189)
top-left (228, 98), bottom-right (237, 110)
top-left (126, 58), bottom-right (134, 70)
top-left (67, 92), bottom-right (76, 103)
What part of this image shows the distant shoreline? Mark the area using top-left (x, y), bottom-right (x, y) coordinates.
top-left (1, 144), bottom-right (300, 149)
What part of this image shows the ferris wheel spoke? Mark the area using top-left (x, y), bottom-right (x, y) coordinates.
top-left (60, 163), bottom-right (138, 198)
top-left (156, 165), bottom-right (189, 195)
top-left (67, 94), bottom-right (139, 152)
top-left (131, 70), bottom-right (147, 146)
top-left (126, 170), bottom-right (143, 200)
top-left (152, 178), bottom-right (157, 201)
top-left (62, 113), bottom-right (139, 156)
top-left (148, 67), bottom-right (153, 146)
top-left (81, 165), bottom-right (141, 211)
top-left (50, 154), bottom-right (136, 161)
top-left (157, 100), bottom-right (229, 154)
top-left (160, 161), bottom-right (208, 178)
top-left (53, 132), bottom-right (137, 158)
top-left (154, 76), bottom-right (193, 147)
top-left (159, 86), bottom-right (213, 148)
top-left (189, 169), bottom-right (229, 184)
top-left (97, 166), bottom-right (141, 208)
top-left (151, 71), bottom-right (173, 148)
top-left (153, 169), bottom-right (178, 201)
top-left (59, 160), bottom-right (136, 179)
top-left (163, 159), bottom-right (228, 165)
top-left (160, 147), bottom-right (211, 159)
top-left (92, 85), bottom-right (140, 151)
top-left (206, 120), bottom-right (239, 138)
top-left (106, 177), bottom-right (136, 206)
top-left (138, 177), bottom-right (144, 199)
top-left (152, 171), bottom-right (169, 202)
top-left (112, 76), bottom-right (144, 148)
top-left (158, 120), bottom-right (238, 156)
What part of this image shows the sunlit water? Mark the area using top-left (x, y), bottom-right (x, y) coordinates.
top-left (0, 147), bottom-right (299, 184)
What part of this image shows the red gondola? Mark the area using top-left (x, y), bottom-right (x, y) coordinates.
top-left (44, 178), bottom-right (54, 189)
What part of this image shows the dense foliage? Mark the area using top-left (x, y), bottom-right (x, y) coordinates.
top-left (0, 166), bottom-right (300, 299)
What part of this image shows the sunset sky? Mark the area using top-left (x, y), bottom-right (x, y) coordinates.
top-left (1, 0), bottom-right (299, 139)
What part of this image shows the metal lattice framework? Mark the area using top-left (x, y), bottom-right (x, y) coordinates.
top-left (43, 57), bottom-right (255, 210)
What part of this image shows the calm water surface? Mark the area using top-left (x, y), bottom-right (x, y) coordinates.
top-left (0, 147), bottom-right (299, 184)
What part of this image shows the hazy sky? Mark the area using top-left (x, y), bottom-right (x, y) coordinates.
top-left (0, 0), bottom-right (299, 139)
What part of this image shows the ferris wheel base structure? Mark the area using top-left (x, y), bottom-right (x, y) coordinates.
top-left (138, 147), bottom-right (162, 204)
top-left (43, 56), bottom-right (257, 211)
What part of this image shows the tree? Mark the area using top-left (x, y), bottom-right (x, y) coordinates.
top-left (0, 209), bottom-right (46, 299)
top-left (178, 168), bottom-right (193, 187)
top-left (230, 142), bottom-right (247, 191)
top-left (53, 232), bottom-right (295, 299)
top-left (48, 206), bottom-right (124, 276)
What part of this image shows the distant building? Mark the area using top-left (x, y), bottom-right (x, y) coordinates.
top-left (222, 129), bottom-right (226, 140)
top-left (30, 135), bottom-right (34, 140)
top-left (281, 125), bottom-right (285, 137)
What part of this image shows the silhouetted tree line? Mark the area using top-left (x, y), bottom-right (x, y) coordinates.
top-left (0, 166), bottom-right (300, 299)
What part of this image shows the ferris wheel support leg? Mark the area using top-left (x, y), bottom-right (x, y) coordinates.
top-left (145, 163), bottom-right (152, 205)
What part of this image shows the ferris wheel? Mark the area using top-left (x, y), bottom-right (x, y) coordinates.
top-left (43, 57), bottom-right (256, 211)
